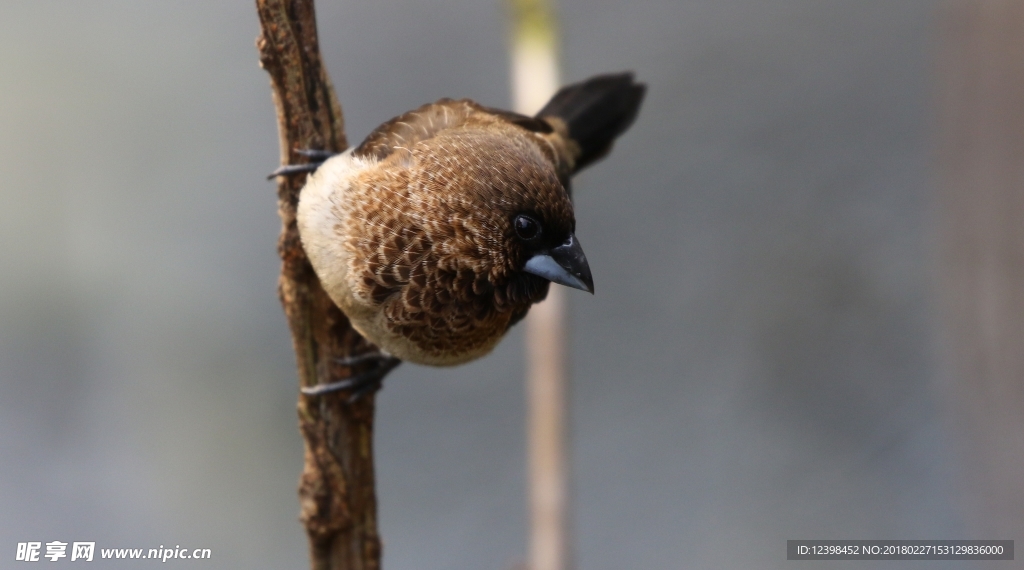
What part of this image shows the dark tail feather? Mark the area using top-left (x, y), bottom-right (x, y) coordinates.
top-left (537, 72), bottom-right (646, 172)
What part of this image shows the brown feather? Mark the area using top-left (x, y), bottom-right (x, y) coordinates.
top-left (295, 81), bottom-right (640, 365)
top-left (329, 102), bottom-right (573, 363)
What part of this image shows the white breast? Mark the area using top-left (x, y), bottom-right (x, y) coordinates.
top-left (296, 149), bottom-right (371, 319)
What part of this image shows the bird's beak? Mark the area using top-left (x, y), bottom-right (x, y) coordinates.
top-left (523, 233), bottom-right (595, 294)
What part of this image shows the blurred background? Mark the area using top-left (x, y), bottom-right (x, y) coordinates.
top-left (2, 1), bottom-right (1021, 568)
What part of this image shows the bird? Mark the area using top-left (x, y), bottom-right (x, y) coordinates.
top-left (287, 72), bottom-right (645, 395)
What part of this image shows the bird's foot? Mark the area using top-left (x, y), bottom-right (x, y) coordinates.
top-left (300, 352), bottom-right (400, 402)
top-left (267, 149), bottom-right (338, 179)
top-left (333, 350), bottom-right (395, 368)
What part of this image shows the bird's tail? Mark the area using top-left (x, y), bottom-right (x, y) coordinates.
top-left (537, 72), bottom-right (646, 172)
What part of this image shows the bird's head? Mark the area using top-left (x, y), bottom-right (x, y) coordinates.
top-left (412, 124), bottom-right (594, 299)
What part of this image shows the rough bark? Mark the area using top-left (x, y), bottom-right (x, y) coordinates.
top-left (255, 1), bottom-right (384, 568)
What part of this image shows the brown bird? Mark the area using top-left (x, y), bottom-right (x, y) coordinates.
top-left (288, 73), bottom-right (644, 394)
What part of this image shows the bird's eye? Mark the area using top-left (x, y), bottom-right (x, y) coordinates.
top-left (514, 214), bottom-right (542, 241)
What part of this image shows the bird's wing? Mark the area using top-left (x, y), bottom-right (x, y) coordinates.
top-left (475, 106), bottom-right (578, 189)
top-left (355, 99), bottom-right (575, 184)
top-left (353, 99), bottom-right (478, 161)
top-left (478, 106), bottom-right (554, 135)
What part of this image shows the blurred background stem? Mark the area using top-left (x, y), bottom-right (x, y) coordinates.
top-left (507, 2), bottom-right (570, 570)
top-left (938, 0), bottom-right (1024, 543)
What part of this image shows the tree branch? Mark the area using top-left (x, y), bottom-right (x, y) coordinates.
top-left (255, 1), bottom-right (384, 568)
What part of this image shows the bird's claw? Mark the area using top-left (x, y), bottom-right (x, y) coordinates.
top-left (267, 148), bottom-right (338, 179)
top-left (293, 149), bottom-right (337, 160)
top-left (301, 353), bottom-right (400, 403)
top-left (333, 350), bottom-right (394, 367)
